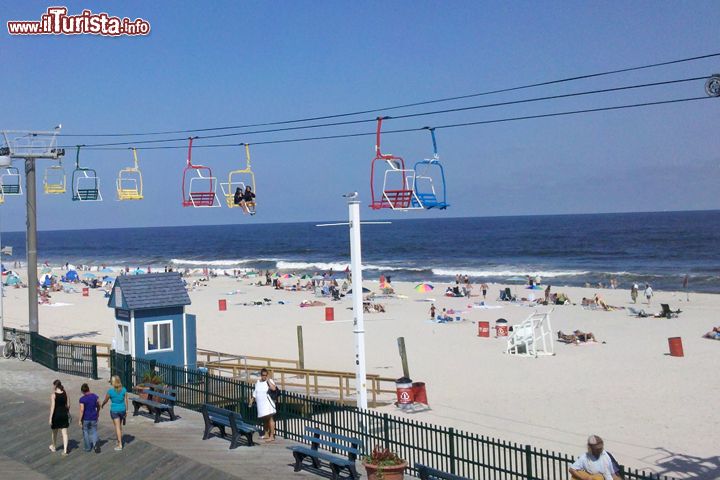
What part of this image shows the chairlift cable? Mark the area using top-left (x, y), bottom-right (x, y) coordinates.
top-left (74, 95), bottom-right (712, 151)
top-left (56, 52), bottom-right (720, 137)
top-left (55, 75), bottom-right (712, 148)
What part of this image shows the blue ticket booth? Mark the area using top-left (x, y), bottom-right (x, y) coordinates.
top-left (108, 272), bottom-right (196, 369)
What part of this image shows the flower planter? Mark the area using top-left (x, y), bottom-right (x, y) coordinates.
top-left (363, 461), bottom-right (407, 480)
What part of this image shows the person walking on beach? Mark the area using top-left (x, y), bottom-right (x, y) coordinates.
top-left (630, 284), bottom-right (638, 304)
top-left (644, 283), bottom-right (653, 305)
top-left (544, 285), bottom-right (551, 304)
top-left (481, 282), bottom-right (488, 300)
top-left (569, 435), bottom-right (622, 480)
top-left (430, 304), bottom-right (436, 320)
top-left (101, 375), bottom-right (128, 451)
top-left (49, 380), bottom-right (70, 456)
top-left (78, 383), bottom-right (101, 453)
top-left (249, 368), bottom-right (278, 442)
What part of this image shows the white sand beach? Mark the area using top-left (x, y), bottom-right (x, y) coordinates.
top-left (2, 269), bottom-right (718, 477)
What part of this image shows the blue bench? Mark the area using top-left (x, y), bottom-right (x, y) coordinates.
top-left (131, 385), bottom-right (177, 423)
top-left (290, 426), bottom-right (361, 480)
top-left (417, 463), bottom-right (471, 480)
top-left (201, 404), bottom-right (260, 448)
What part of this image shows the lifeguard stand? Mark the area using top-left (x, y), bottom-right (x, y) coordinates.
top-left (107, 272), bottom-right (197, 368)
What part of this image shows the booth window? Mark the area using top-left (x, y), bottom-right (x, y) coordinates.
top-left (117, 323), bottom-right (130, 353)
top-left (145, 320), bottom-right (173, 353)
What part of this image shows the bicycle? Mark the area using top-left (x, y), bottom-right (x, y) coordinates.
top-left (2, 331), bottom-right (29, 361)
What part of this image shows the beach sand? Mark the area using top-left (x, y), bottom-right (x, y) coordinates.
top-left (2, 269), bottom-right (718, 477)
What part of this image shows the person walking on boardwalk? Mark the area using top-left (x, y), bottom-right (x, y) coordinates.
top-left (49, 379), bottom-right (70, 456)
top-left (101, 375), bottom-right (128, 451)
top-left (78, 383), bottom-right (101, 453)
top-left (249, 368), bottom-right (278, 442)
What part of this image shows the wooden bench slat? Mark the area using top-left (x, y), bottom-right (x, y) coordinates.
top-left (416, 463), bottom-right (471, 480)
top-left (291, 446), bottom-right (354, 466)
top-left (305, 427), bottom-right (361, 447)
top-left (300, 435), bottom-right (359, 455)
top-left (132, 397), bottom-right (170, 409)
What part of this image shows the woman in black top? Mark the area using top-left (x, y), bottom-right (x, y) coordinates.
top-left (243, 186), bottom-right (256, 215)
top-left (49, 379), bottom-right (70, 455)
top-left (233, 187), bottom-right (243, 205)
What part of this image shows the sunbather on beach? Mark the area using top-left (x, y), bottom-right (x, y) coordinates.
top-left (594, 294), bottom-right (612, 311)
top-left (703, 326), bottom-right (720, 340)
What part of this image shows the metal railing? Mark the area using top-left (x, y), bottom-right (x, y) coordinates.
top-left (3, 327), bottom-right (98, 379)
top-left (110, 352), bottom-right (673, 480)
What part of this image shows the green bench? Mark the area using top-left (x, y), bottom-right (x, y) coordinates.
top-left (290, 426), bottom-right (361, 479)
top-left (417, 463), bottom-right (472, 480)
top-left (130, 385), bottom-right (177, 423)
top-left (201, 404), bottom-right (260, 448)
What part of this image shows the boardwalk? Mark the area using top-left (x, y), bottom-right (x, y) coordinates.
top-left (0, 358), bottom-right (372, 479)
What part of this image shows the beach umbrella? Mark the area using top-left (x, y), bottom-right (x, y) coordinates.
top-left (311, 275), bottom-right (324, 281)
top-left (281, 273), bottom-right (295, 279)
top-left (83, 272), bottom-right (97, 279)
top-left (414, 283), bottom-right (434, 292)
top-left (102, 276), bottom-right (115, 282)
top-left (100, 267), bottom-right (114, 273)
top-left (40, 266), bottom-right (52, 275)
top-left (301, 274), bottom-right (312, 279)
top-left (133, 268), bottom-right (146, 275)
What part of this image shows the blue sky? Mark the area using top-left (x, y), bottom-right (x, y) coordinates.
top-left (1, 0), bottom-right (719, 231)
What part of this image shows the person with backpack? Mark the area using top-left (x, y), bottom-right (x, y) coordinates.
top-left (248, 368), bottom-right (278, 442)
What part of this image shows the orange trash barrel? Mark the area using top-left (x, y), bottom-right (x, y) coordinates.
top-left (477, 321), bottom-right (490, 337)
top-left (412, 382), bottom-right (428, 405)
top-left (325, 307), bottom-right (334, 321)
top-left (396, 377), bottom-right (414, 405)
top-left (495, 318), bottom-right (508, 337)
top-left (668, 337), bottom-right (684, 357)
top-left (82, 287), bottom-right (89, 297)
top-left (218, 299), bottom-right (227, 311)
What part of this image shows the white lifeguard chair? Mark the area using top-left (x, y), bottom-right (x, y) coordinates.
top-left (506, 309), bottom-right (555, 357)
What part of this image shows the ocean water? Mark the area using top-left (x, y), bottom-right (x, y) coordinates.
top-left (2, 210), bottom-right (719, 293)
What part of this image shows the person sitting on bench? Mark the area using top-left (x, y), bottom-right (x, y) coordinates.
top-left (570, 435), bottom-right (622, 480)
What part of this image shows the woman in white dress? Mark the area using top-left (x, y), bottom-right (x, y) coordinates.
top-left (248, 368), bottom-right (277, 442)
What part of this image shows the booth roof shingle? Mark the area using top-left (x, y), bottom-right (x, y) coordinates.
top-left (113, 272), bottom-right (191, 310)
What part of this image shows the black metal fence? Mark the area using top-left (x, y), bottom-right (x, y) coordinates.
top-left (110, 352), bottom-right (673, 480)
top-left (2, 327), bottom-right (98, 379)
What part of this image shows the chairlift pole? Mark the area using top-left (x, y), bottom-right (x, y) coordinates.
top-left (25, 159), bottom-right (39, 333)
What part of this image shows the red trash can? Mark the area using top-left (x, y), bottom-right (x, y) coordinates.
top-left (325, 307), bottom-right (334, 321)
top-left (82, 287), bottom-right (89, 297)
top-left (668, 337), bottom-right (684, 357)
top-left (495, 318), bottom-right (508, 337)
top-left (218, 299), bottom-right (227, 311)
top-left (395, 377), bottom-right (414, 406)
top-left (477, 321), bottom-right (490, 337)
top-left (412, 382), bottom-right (428, 405)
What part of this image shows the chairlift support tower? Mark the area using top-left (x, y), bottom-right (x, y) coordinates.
top-left (1, 128), bottom-right (64, 334)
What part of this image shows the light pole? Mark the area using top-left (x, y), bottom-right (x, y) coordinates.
top-left (317, 193), bottom-right (389, 409)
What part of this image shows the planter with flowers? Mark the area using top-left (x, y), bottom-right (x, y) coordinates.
top-left (362, 446), bottom-right (407, 480)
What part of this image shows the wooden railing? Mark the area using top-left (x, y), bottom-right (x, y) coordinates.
top-left (196, 348), bottom-right (396, 407)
